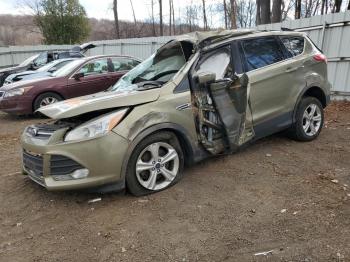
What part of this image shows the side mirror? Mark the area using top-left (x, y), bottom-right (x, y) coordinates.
top-left (73, 72), bottom-right (84, 80)
top-left (30, 62), bottom-right (38, 70)
top-left (48, 67), bottom-right (57, 73)
top-left (195, 72), bottom-right (216, 85)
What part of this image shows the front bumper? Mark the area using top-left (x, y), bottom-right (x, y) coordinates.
top-left (0, 95), bottom-right (33, 114)
top-left (21, 127), bottom-right (129, 191)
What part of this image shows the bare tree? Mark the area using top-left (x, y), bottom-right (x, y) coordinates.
top-left (236, 0), bottom-right (256, 28)
top-left (202, 0), bottom-right (208, 30)
top-left (281, 0), bottom-right (294, 20)
top-left (223, 0), bottom-right (228, 29)
top-left (130, 0), bottom-right (137, 26)
top-left (172, 0), bottom-right (175, 33)
top-left (333, 0), bottom-right (342, 12)
top-left (169, 0), bottom-right (172, 35)
top-left (321, 0), bottom-right (327, 14)
top-left (229, 0), bottom-right (237, 29)
top-left (271, 0), bottom-right (282, 22)
top-left (151, 0), bottom-right (156, 36)
top-left (256, 0), bottom-right (261, 25)
top-left (159, 0), bottom-right (163, 36)
top-left (295, 0), bottom-right (301, 18)
top-left (113, 0), bottom-right (120, 38)
top-left (260, 0), bottom-right (271, 24)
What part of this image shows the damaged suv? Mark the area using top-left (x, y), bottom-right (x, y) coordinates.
top-left (21, 30), bottom-right (331, 195)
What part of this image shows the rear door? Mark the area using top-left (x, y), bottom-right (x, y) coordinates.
top-left (67, 58), bottom-right (116, 98)
top-left (240, 36), bottom-right (298, 136)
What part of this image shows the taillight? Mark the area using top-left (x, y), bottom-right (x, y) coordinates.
top-left (313, 53), bottom-right (327, 63)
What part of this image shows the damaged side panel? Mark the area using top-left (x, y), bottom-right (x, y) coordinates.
top-left (190, 44), bottom-right (255, 155)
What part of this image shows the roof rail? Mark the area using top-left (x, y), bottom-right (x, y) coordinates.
top-left (281, 27), bottom-right (294, 31)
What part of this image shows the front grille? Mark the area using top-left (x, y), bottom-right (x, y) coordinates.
top-left (23, 150), bottom-right (44, 184)
top-left (26, 124), bottom-right (65, 139)
top-left (50, 155), bottom-right (84, 177)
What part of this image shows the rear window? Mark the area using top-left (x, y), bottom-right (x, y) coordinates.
top-left (241, 37), bottom-right (285, 71)
top-left (281, 36), bottom-right (305, 56)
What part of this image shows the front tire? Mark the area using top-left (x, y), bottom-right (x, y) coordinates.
top-left (33, 92), bottom-right (63, 112)
top-left (126, 131), bottom-right (184, 196)
top-left (288, 96), bottom-right (324, 141)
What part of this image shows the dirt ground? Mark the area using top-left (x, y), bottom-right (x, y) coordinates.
top-left (0, 102), bottom-right (349, 262)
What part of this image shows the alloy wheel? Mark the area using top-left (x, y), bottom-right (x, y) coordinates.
top-left (39, 97), bottom-right (59, 108)
top-left (135, 142), bottom-right (179, 191)
top-left (302, 104), bottom-right (322, 136)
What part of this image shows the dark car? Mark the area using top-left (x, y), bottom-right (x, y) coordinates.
top-left (0, 55), bottom-right (141, 115)
top-left (4, 58), bottom-right (76, 85)
top-left (0, 43), bottom-right (96, 86)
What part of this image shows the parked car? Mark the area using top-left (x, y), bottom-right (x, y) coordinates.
top-left (21, 30), bottom-right (331, 195)
top-left (0, 55), bottom-right (141, 114)
top-left (0, 43), bottom-right (96, 86)
top-left (4, 58), bottom-right (76, 85)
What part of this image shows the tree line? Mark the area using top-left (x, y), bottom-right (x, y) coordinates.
top-left (1, 0), bottom-right (349, 46)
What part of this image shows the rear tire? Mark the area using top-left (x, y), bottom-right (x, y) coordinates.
top-left (288, 96), bottom-right (324, 141)
top-left (33, 92), bottom-right (63, 112)
top-left (126, 131), bottom-right (184, 196)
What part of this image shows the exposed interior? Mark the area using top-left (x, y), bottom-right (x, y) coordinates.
top-left (189, 45), bottom-right (251, 155)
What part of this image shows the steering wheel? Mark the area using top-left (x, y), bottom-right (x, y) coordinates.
top-left (150, 70), bottom-right (178, 81)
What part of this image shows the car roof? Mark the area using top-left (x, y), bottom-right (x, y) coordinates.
top-left (176, 29), bottom-right (306, 50)
top-left (82, 55), bottom-right (142, 63)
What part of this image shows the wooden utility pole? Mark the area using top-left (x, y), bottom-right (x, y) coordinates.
top-left (159, 0), bottom-right (163, 36)
top-left (113, 0), bottom-right (120, 38)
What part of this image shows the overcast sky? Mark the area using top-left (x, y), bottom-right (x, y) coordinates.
top-left (0, 0), bottom-right (216, 23)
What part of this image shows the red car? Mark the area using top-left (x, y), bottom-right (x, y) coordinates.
top-left (0, 55), bottom-right (141, 115)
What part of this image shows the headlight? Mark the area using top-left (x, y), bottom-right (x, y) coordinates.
top-left (64, 109), bottom-right (128, 142)
top-left (3, 86), bottom-right (33, 98)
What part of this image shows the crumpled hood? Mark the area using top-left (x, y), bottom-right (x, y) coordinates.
top-left (176, 29), bottom-right (257, 48)
top-left (38, 88), bottom-right (161, 119)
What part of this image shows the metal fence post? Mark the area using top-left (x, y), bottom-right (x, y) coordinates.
top-left (320, 21), bottom-right (327, 50)
top-left (120, 42), bottom-right (124, 55)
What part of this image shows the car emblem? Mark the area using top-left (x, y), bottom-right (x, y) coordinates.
top-left (27, 127), bottom-right (38, 137)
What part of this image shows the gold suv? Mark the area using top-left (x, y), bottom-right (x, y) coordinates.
top-left (21, 30), bottom-right (331, 195)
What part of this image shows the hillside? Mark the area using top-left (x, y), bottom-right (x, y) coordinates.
top-left (0, 14), bottom-right (201, 46)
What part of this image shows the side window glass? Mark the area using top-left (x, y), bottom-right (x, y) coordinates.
top-left (34, 52), bottom-right (48, 67)
top-left (79, 59), bottom-right (108, 76)
top-left (281, 36), bottom-right (304, 56)
top-left (111, 58), bottom-right (140, 72)
top-left (242, 37), bottom-right (284, 71)
top-left (196, 46), bottom-right (232, 80)
top-left (55, 61), bottom-right (71, 70)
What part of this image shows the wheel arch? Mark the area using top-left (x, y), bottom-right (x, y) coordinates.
top-left (293, 85), bottom-right (327, 123)
top-left (120, 123), bottom-right (206, 181)
top-left (32, 91), bottom-right (65, 112)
